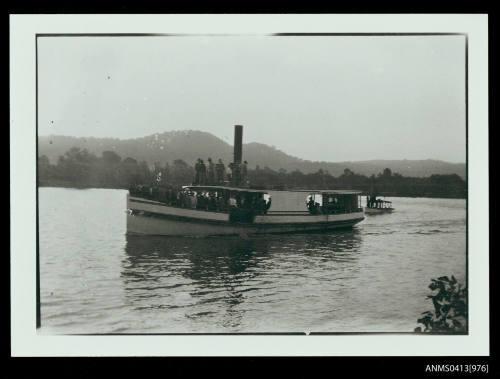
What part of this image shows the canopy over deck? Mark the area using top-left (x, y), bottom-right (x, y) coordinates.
top-left (183, 185), bottom-right (268, 194)
top-left (184, 186), bottom-right (362, 195)
top-left (312, 189), bottom-right (363, 195)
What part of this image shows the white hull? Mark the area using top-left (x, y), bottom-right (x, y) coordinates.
top-left (127, 195), bottom-right (364, 236)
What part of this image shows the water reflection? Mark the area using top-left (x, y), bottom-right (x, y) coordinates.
top-left (122, 229), bottom-right (363, 331)
top-left (124, 235), bottom-right (270, 279)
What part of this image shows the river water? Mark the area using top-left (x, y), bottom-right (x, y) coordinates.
top-left (38, 187), bottom-right (466, 334)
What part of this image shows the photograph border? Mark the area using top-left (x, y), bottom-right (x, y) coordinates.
top-left (35, 31), bottom-right (470, 336)
top-left (11, 14), bottom-right (489, 356)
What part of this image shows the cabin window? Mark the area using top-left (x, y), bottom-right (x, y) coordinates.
top-left (304, 193), bottom-right (361, 214)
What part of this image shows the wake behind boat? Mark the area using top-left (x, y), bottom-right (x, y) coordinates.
top-left (126, 125), bottom-right (365, 236)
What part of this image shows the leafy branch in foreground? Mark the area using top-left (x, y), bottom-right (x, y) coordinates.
top-left (415, 276), bottom-right (467, 334)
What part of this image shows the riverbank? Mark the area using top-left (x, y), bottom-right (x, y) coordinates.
top-left (37, 182), bottom-right (467, 200)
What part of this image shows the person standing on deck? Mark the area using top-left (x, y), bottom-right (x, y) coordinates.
top-left (228, 162), bottom-right (234, 184)
top-left (229, 162), bottom-right (241, 186)
top-left (258, 196), bottom-right (267, 214)
top-left (207, 158), bottom-right (216, 185)
top-left (307, 196), bottom-right (316, 213)
top-left (241, 161), bottom-right (248, 186)
top-left (216, 159), bottom-right (225, 185)
top-left (265, 197), bottom-right (272, 214)
top-left (194, 159), bottom-right (201, 185)
top-left (199, 159), bottom-right (207, 185)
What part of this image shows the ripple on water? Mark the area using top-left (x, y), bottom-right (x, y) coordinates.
top-left (39, 189), bottom-right (466, 333)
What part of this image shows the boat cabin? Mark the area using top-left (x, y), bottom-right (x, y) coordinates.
top-left (266, 189), bottom-right (363, 215)
top-left (130, 184), bottom-right (362, 216)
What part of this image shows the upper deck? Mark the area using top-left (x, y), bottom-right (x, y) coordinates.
top-left (184, 185), bottom-right (362, 196)
top-left (130, 184), bottom-right (363, 218)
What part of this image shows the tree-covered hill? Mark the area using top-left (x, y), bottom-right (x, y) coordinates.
top-left (37, 147), bottom-right (467, 199)
top-left (38, 130), bottom-right (466, 179)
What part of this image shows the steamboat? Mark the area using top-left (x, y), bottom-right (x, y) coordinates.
top-left (126, 125), bottom-right (365, 236)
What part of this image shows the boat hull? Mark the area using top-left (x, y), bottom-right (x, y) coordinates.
top-left (127, 195), bottom-right (364, 236)
top-left (363, 207), bottom-right (394, 214)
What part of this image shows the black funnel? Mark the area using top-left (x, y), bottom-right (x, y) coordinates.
top-left (234, 125), bottom-right (243, 164)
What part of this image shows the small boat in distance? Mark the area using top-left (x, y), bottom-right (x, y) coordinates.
top-left (364, 195), bottom-right (394, 214)
top-left (126, 125), bottom-right (365, 236)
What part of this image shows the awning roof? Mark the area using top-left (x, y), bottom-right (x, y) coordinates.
top-left (271, 189), bottom-right (363, 195)
top-left (184, 186), bottom-right (362, 195)
top-left (313, 190), bottom-right (363, 195)
top-left (183, 186), bottom-right (267, 193)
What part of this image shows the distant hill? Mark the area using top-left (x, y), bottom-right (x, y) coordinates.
top-left (38, 131), bottom-right (466, 179)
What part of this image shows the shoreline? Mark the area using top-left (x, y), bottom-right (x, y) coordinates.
top-left (37, 183), bottom-right (467, 200)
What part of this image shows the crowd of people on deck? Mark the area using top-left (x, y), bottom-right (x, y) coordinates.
top-left (129, 184), bottom-right (271, 215)
top-left (193, 158), bottom-right (248, 186)
top-left (129, 155), bottom-right (265, 217)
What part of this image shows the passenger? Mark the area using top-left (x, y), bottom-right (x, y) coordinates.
top-left (199, 160), bottom-right (207, 185)
top-left (196, 192), bottom-right (203, 209)
top-left (222, 191), bottom-right (230, 211)
top-left (307, 197), bottom-right (316, 213)
top-left (216, 195), bottom-right (225, 212)
top-left (244, 194), bottom-right (253, 209)
top-left (208, 193), bottom-right (217, 211)
top-left (258, 197), bottom-right (267, 214)
top-left (176, 191), bottom-right (182, 207)
top-left (315, 202), bottom-right (322, 214)
top-left (207, 158), bottom-right (216, 185)
top-left (241, 161), bottom-right (248, 185)
top-left (228, 162), bottom-right (234, 184)
top-left (167, 188), bottom-right (172, 205)
top-left (204, 193), bottom-right (210, 210)
top-left (265, 198), bottom-right (272, 214)
top-left (194, 159), bottom-right (202, 185)
top-left (158, 186), bottom-right (166, 203)
top-left (167, 188), bottom-right (173, 205)
top-left (229, 162), bottom-right (241, 186)
top-left (229, 196), bottom-right (237, 208)
top-left (216, 159), bottom-right (225, 184)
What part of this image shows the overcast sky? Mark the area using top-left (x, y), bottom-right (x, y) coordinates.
top-left (38, 35), bottom-right (466, 163)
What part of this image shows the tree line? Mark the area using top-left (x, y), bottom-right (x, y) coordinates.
top-left (38, 147), bottom-right (467, 198)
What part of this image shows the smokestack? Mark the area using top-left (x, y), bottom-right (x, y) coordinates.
top-left (233, 124), bottom-right (243, 164)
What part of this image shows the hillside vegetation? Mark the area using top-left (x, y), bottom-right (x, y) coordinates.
top-left (38, 146), bottom-right (467, 199)
top-left (38, 130), bottom-right (466, 179)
